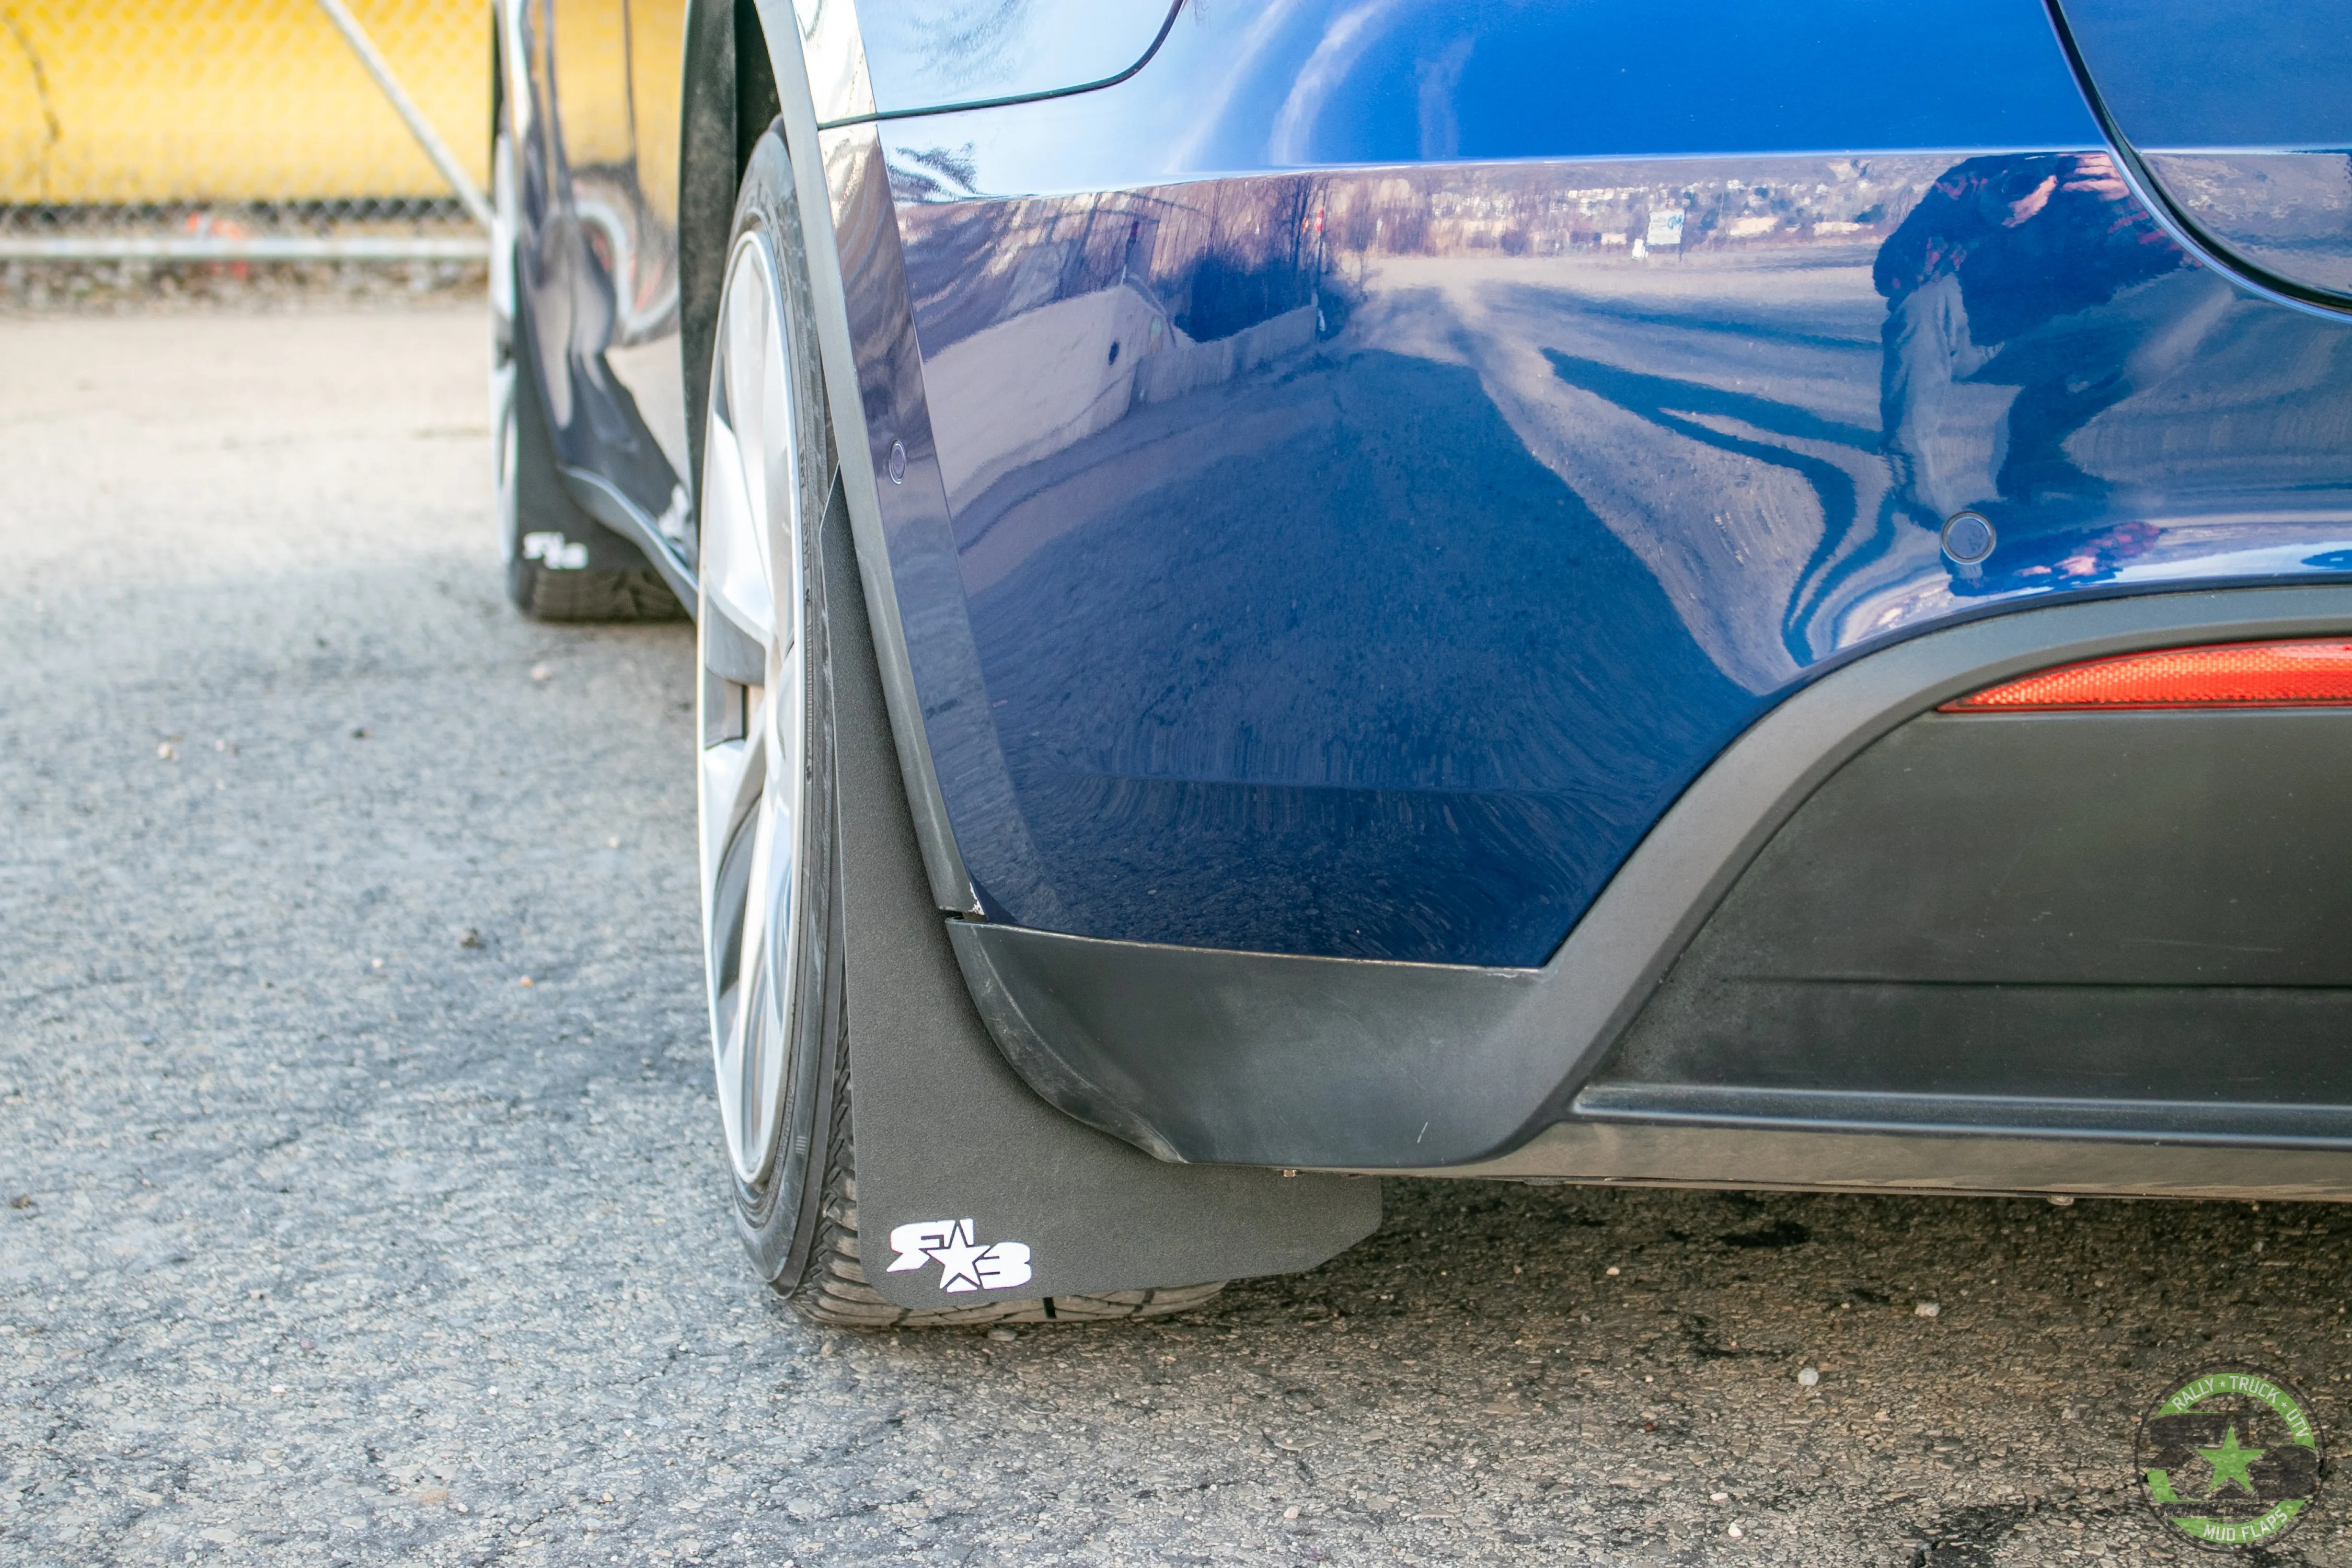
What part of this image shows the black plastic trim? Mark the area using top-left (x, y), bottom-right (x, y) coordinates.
top-left (1576, 1085), bottom-right (2352, 1151)
top-left (1386, 1120), bottom-right (2352, 1203)
top-left (951, 585), bottom-right (2352, 1170)
top-left (1590, 701), bottom-right (2352, 1143)
top-left (948, 921), bottom-right (1540, 1169)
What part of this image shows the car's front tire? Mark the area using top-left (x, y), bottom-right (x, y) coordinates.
top-left (697, 128), bottom-right (1225, 1329)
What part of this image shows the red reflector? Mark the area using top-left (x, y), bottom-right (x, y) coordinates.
top-left (1941, 639), bottom-right (2352, 711)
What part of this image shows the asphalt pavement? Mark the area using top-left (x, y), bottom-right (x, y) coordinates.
top-left (4, 303), bottom-right (2351, 1567)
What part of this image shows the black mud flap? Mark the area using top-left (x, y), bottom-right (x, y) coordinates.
top-left (823, 490), bottom-right (1381, 1311)
top-left (507, 306), bottom-right (663, 578)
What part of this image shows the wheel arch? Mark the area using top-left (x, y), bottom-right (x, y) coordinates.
top-left (678, 0), bottom-right (779, 487)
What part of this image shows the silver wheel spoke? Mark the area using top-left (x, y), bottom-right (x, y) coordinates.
top-left (700, 406), bottom-right (773, 648)
top-left (698, 230), bottom-right (809, 1189)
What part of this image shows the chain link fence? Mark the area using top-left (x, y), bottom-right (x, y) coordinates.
top-left (3, 0), bottom-right (489, 294)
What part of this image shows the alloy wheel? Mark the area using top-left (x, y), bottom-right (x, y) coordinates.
top-left (697, 230), bottom-right (811, 1189)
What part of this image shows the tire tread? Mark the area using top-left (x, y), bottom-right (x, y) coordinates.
top-left (512, 561), bottom-right (685, 622)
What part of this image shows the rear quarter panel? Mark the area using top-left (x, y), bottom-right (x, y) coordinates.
top-left (838, 0), bottom-right (2352, 966)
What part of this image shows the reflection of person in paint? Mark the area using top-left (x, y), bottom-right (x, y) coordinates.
top-left (1874, 153), bottom-right (2196, 579)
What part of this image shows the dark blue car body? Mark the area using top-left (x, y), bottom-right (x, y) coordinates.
top-left (504, 0), bottom-right (2352, 1199)
top-left (856, 0), bottom-right (2352, 967)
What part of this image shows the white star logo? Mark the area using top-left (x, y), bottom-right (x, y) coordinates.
top-left (928, 1228), bottom-right (993, 1292)
top-left (885, 1218), bottom-right (1034, 1293)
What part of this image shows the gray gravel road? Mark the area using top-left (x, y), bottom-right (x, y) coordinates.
top-left (5, 305), bottom-right (2351, 1568)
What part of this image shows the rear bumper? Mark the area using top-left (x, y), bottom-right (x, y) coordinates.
top-left (950, 585), bottom-right (2352, 1181)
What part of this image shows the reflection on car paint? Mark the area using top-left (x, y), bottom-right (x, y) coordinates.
top-left (883, 151), bottom-right (2352, 966)
top-left (2050, 0), bottom-right (2352, 308)
top-left (888, 0), bottom-right (2101, 195)
top-left (510, 0), bottom-right (691, 547)
top-left (2139, 152), bottom-right (2352, 305)
top-left (850, 0), bottom-right (1176, 121)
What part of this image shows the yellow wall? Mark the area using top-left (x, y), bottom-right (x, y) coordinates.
top-left (628, 0), bottom-right (680, 221)
top-left (532, 0), bottom-right (683, 214)
top-left (0, 1), bottom-right (672, 208)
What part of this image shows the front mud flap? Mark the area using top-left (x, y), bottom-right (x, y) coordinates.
top-left (824, 494), bottom-right (1380, 1312)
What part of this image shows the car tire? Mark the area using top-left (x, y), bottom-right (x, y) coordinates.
top-left (699, 126), bottom-right (1225, 1329)
top-left (490, 118), bottom-right (682, 624)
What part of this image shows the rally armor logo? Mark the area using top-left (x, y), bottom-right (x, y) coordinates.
top-left (2136, 1363), bottom-right (2324, 1550)
top-left (886, 1220), bottom-right (1033, 1293)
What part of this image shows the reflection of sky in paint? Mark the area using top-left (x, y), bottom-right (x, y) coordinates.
top-left (858, 0), bottom-right (1173, 111)
top-left (1163, 0), bottom-right (1319, 173)
top-left (885, 0), bottom-right (2100, 200)
top-left (1267, 0), bottom-right (1411, 166)
top-left (2110, 531), bottom-right (2352, 583)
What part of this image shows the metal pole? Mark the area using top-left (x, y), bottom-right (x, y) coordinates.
top-left (0, 236), bottom-right (489, 262)
top-left (309, 0), bottom-right (494, 230)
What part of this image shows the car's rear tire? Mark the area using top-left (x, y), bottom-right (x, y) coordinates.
top-left (699, 126), bottom-right (1225, 1330)
top-left (490, 116), bottom-right (682, 624)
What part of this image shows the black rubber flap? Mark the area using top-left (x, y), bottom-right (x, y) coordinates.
top-left (823, 494), bottom-right (1379, 1310)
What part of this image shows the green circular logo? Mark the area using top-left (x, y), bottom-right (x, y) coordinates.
top-left (2136, 1364), bottom-right (2324, 1550)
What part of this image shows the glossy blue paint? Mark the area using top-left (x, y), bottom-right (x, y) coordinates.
top-left (849, 0), bottom-right (1174, 120)
top-left (837, 0), bottom-right (2352, 967)
top-left (505, 0), bottom-right (687, 530)
top-left (877, 0), bottom-right (2100, 200)
top-left (2054, 0), bottom-right (2352, 149)
top-left (2049, 1), bottom-right (2352, 309)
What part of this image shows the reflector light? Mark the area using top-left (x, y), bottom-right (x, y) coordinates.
top-left (1941, 639), bottom-right (2352, 712)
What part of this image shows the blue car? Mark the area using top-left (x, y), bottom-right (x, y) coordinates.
top-left (490, 0), bottom-right (2352, 1325)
